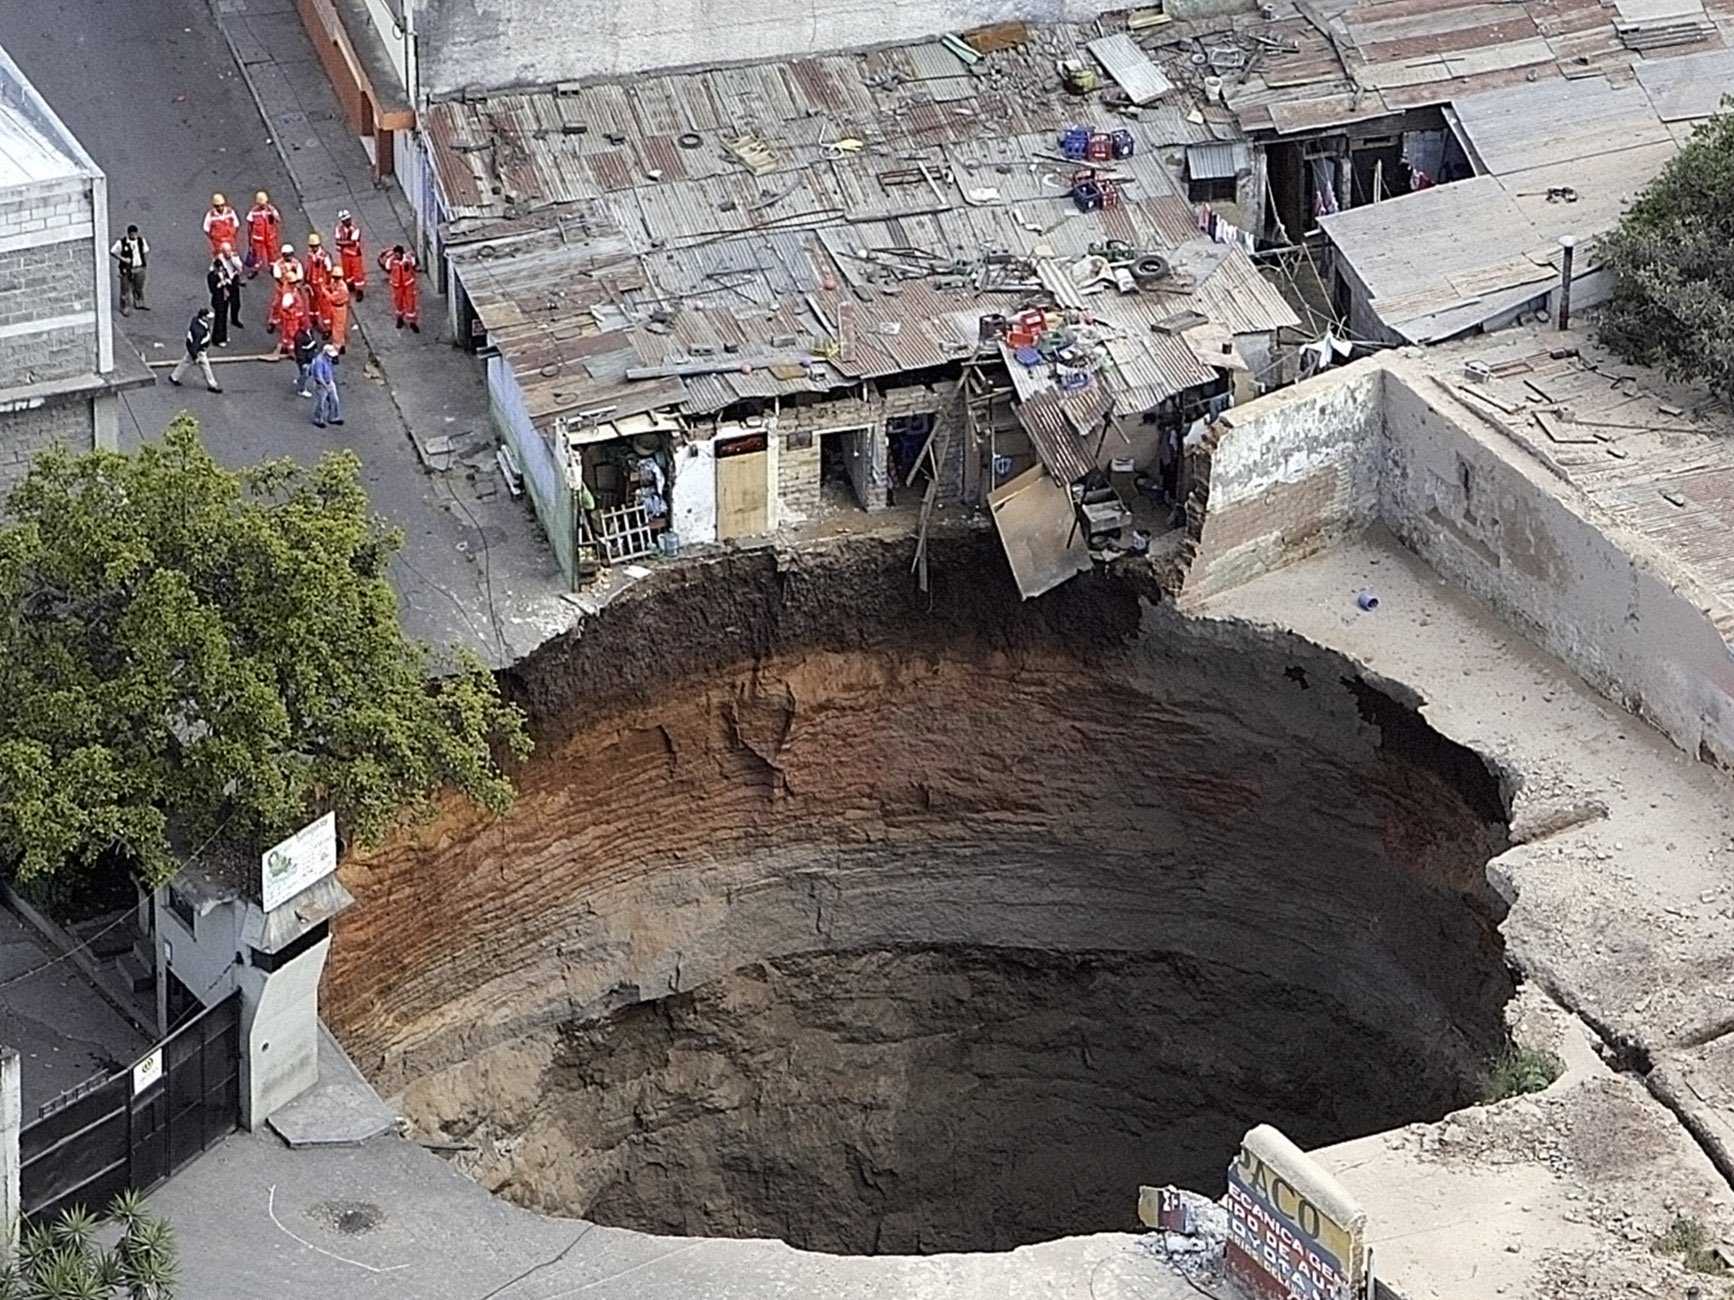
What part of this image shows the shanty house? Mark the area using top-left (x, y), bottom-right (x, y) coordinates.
top-left (1318, 62), bottom-right (1731, 345)
top-left (420, 29), bottom-right (1299, 597)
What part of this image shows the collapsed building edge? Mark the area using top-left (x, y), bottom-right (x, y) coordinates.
top-left (1173, 355), bottom-right (1734, 771)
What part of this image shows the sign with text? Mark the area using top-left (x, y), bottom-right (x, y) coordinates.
top-left (131, 1048), bottom-right (163, 1095)
top-left (261, 811), bottom-right (338, 912)
top-left (1224, 1126), bottom-right (1366, 1300)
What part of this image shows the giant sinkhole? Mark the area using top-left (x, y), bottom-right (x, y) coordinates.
top-left (324, 533), bottom-right (1515, 1256)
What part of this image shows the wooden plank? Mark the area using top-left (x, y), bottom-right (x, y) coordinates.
top-left (716, 446), bottom-right (769, 539)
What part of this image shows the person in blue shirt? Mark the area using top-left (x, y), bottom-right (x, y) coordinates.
top-left (310, 343), bottom-right (343, 427)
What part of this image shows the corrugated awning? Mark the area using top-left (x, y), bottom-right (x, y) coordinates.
top-left (1186, 142), bottom-right (1248, 181)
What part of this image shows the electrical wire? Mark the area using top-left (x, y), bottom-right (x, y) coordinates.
top-left (0, 812), bottom-right (234, 996)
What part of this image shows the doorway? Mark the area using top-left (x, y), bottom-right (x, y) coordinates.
top-left (820, 427), bottom-right (872, 511)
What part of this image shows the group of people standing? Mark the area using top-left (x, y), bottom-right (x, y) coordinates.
top-left (139, 188), bottom-right (425, 424)
top-left (200, 190), bottom-right (389, 354)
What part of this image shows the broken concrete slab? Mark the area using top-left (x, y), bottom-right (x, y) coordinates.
top-left (267, 1025), bottom-right (395, 1148)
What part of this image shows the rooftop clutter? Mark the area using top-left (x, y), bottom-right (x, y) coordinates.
top-left (430, 19), bottom-right (1300, 453)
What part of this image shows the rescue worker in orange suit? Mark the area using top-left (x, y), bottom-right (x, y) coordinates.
top-left (275, 288), bottom-right (310, 357)
top-left (202, 193), bottom-right (240, 259)
top-left (304, 233), bottom-right (336, 336)
top-left (334, 210), bottom-right (366, 300)
top-left (244, 191), bottom-right (280, 278)
top-left (379, 243), bottom-right (420, 332)
top-left (266, 243), bottom-right (304, 333)
top-left (325, 273), bottom-right (351, 353)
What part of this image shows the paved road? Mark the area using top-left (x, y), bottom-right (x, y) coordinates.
top-left (0, 0), bottom-right (573, 665)
top-left (150, 1120), bottom-right (1193, 1300)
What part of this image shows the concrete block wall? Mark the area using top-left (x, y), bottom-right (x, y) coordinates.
top-left (415, 0), bottom-right (1125, 96)
top-left (0, 395), bottom-right (94, 501)
top-left (1381, 371), bottom-right (1734, 768)
top-left (1179, 355), bottom-right (1734, 767)
top-left (0, 183), bottom-right (100, 387)
top-left (777, 431), bottom-right (822, 523)
top-left (1180, 364), bottom-right (1384, 604)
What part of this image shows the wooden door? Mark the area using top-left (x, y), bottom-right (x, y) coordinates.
top-left (716, 435), bottom-right (769, 539)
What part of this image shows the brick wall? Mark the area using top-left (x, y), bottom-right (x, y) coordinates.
top-left (777, 431), bottom-right (821, 523)
top-left (0, 394), bottom-right (94, 500)
top-left (777, 392), bottom-right (887, 513)
top-left (1179, 365), bottom-right (1383, 604)
top-left (762, 377), bottom-right (973, 520)
top-left (0, 178), bottom-right (90, 242)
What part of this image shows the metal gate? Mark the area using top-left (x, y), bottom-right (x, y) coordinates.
top-left (20, 991), bottom-right (241, 1224)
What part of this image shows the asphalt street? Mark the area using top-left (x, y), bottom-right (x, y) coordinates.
top-left (0, 0), bottom-right (573, 665)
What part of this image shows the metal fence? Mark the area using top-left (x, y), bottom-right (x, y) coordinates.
top-left (19, 991), bottom-right (242, 1224)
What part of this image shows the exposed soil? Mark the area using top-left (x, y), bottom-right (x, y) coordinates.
top-left (326, 533), bottom-right (1515, 1255)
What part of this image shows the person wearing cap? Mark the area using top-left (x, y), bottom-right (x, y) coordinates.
top-left (266, 243), bottom-right (304, 332)
top-left (304, 233), bottom-right (336, 336)
top-left (309, 343), bottom-right (343, 428)
top-left (109, 224), bottom-right (150, 315)
top-left (216, 241), bottom-right (246, 329)
top-left (244, 191), bottom-right (281, 278)
top-left (168, 308), bottom-right (222, 392)
top-left (276, 287), bottom-right (310, 357)
top-left (334, 210), bottom-right (366, 299)
top-left (378, 243), bottom-right (421, 332)
top-left (203, 193), bottom-right (239, 258)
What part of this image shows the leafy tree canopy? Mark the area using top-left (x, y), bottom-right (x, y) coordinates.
top-left (0, 417), bottom-right (529, 895)
top-left (1596, 108), bottom-right (1734, 400)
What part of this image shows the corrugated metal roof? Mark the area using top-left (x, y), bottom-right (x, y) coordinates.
top-left (1450, 78), bottom-right (1671, 175)
top-left (1186, 142), bottom-right (1248, 181)
top-left (1191, 247), bottom-right (1302, 336)
top-left (424, 22), bottom-right (1304, 433)
top-left (1086, 33), bottom-right (1174, 106)
top-left (1014, 387), bottom-right (1100, 484)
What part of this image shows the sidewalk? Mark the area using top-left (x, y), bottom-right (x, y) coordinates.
top-left (0, 0), bottom-right (574, 667)
top-left (208, 0), bottom-right (580, 665)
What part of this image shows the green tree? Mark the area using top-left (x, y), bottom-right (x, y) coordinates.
top-left (0, 418), bottom-right (529, 896)
top-left (1, 1193), bottom-right (179, 1298)
top-left (1596, 107), bottom-right (1734, 402)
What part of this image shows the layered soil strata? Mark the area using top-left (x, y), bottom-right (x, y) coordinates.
top-left (324, 534), bottom-right (1514, 1254)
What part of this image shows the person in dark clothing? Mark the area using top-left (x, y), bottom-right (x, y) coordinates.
top-left (206, 254), bottom-right (236, 347)
top-left (291, 323), bottom-right (320, 398)
top-left (168, 308), bottom-right (222, 392)
top-left (216, 242), bottom-right (245, 329)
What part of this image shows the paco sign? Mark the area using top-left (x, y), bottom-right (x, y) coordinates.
top-left (261, 811), bottom-right (338, 912)
top-left (1224, 1124), bottom-right (1367, 1300)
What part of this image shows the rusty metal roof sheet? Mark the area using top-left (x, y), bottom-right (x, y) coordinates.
top-left (424, 23), bottom-right (1309, 434)
top-left (1014, 386), bottom-right (1104, 484)
top-left (1191, 247), bottom-right (1303, 337)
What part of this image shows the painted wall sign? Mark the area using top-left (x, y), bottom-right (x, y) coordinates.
top-left (261, 811), bottom-right (338, 912)
top-left (131, 1048), bottom-right (163, 1094)
top-left (1224, 1125), bottom-right (1367, 1300)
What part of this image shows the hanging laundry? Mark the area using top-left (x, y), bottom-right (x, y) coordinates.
top-left (1311, 158), bottom-right (1340, 216)
top-left (1298, 330), bottom-right (1356, 377)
